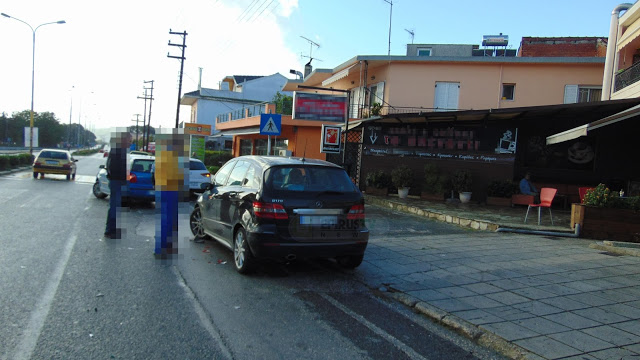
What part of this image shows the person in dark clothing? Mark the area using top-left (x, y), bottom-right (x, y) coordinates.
top-left (104, 130), bottom-right (132, 239)
top-left (519, 171), bottom-right (540, 204)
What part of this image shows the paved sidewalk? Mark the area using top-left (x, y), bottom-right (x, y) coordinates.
top-left (359, 197), bottom-right (640, 359)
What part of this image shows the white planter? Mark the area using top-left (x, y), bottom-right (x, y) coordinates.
top-left (398, 187), bottom-right (410, 199)
top-left (459, 191), bottom-right (472, 203)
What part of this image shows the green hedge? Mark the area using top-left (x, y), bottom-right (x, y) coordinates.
top-left (207, 165), bottom-right (220, 175)
top-left (0, 153), bottom-right (33, 171)
top-left (204, 150), bottom-right (232, 167)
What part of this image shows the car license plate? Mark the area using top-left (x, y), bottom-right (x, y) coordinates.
top-left (300, 215), bottom-right (337, 225)
top-left (46, 160), bottom-right (58, 165)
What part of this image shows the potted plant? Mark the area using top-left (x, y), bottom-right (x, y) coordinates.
top-left (451, 169), bottom-right (473, 203)
top-left (391, 164), bottom-right (414, 199)
top-left (572, 183), bottom-right (640, 242)
top-left (486, 179), bottom-right (518, 206)
top-left (365, 170), bottom-right (391, 196)
top-left (421, 163), bottom-right (447, 201)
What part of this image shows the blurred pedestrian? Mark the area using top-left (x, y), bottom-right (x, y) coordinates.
top-left (104, 130), bottom-right (132, 239)
top-left (519, 171), bottom-right (540, 204)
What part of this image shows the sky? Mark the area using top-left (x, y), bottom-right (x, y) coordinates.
top-left (0, 0), bottom-right (633, 133)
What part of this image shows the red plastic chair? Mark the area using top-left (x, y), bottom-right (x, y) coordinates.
top-left (524, 188), bottom-right (557, 225)
top-left (579, 187), bottom-right (594, 203)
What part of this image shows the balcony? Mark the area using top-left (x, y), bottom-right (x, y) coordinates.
top-left (614, 61), bottom-right (640, 92)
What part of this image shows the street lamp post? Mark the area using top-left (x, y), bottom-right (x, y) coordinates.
top-left (1, 13), bottom-right (65, 155)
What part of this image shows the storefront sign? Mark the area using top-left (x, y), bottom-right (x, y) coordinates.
top-left (321, 124), bottom-right (342, 153)
top-left (293, 92), bottom-right (347, 122)
top-left (184, 123), bottom-right (212, 136)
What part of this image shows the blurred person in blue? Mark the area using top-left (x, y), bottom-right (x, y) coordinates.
top-left (519, 171), bottom-right (540, 204)
top-left (104, 130), bottom-right (131, 239)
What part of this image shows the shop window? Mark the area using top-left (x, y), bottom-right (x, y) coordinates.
top-left (239, 139), bottom-right (253, 156)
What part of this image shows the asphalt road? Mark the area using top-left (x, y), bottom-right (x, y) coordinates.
top-left (0, 153), bottom-right (505, 360)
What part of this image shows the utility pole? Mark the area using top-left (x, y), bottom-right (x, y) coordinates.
top-left (168, 29), bottom-right (187, 128)
top-left (137, 81), bottom-right (154, 151)
top-left (131, 114), bottom-right (141, 150)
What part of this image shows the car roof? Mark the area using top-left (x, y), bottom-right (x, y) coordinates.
top-left (39, 148), bottom-right (70, 154)
top-left (130, 154), bottom-right (155, 161)
top-left (235, 155), bottom-right (343, 170)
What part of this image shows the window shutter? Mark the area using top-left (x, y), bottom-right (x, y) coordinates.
top-left (564, 85), bottom-right (578, 104)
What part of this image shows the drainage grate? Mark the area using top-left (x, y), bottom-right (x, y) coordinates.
top-left (599, 251), bottom-right (623, 257)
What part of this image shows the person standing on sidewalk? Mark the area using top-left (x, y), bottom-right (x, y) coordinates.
top-left (104, 130), bottom-right (132, 239)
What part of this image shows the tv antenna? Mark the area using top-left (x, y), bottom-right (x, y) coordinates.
top-left (405, 29), bottom-right (415, 44)
top-left (300, 35), bottom-right (322, 62)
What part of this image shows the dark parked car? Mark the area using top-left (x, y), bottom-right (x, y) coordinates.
top-left (189, 156), bottom-right (369, 274)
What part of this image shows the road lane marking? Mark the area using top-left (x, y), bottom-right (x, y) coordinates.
top-left (319, 293), bottom-right (428, 360)
top-left (172, 266), bottom-right (233, 360)
top-left (12, 228), bottom-right (79, 360)
top-left (19, 194), bottom-right (42, 208)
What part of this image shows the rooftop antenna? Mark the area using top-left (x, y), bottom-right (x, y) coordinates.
top-left (300, 35), bottom-right (322, 63)
top-left (383, 0), bottom-right (393, 55)
top-left (405, 29), bottom-right (415, 44)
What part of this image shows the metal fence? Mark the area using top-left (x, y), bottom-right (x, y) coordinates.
top-left (615, 61), bottom-right (640, 92)
top-left (325, 128), bottom-right (364, 188)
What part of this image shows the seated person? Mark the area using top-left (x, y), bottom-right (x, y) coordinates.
top-left (519, 171), bottom-right (540, 204)
top-left (285, 168), bottom-right (305, 191)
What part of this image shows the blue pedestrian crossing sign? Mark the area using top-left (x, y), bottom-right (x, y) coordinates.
top-left (260, 114), bottom-right (281, 136)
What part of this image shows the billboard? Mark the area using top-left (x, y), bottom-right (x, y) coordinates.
top-left (24, 127), bottom-right (38, 147)
top-left (293, 92), bottom-right (347, 122)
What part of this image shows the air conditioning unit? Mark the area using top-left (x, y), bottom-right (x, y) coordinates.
top-left (278, 150), bottom-right (292, 157)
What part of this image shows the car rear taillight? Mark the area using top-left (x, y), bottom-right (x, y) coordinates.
top-left (347, 204), bottom-right (365, 220)
top-left (62, 163), bottom-right (71, 169)
top-left (128, 173), bottom-right (137, 183)
top-left (201, 173), bottom-right (211, 178)
top-left (34, 161), bottom-right (42, 166)
top-left (253, 202), bottom-right (288, 219)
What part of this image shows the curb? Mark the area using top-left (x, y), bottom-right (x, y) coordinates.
top-left (364, 195), bottom-right (500, 232)
top-left (0, 166), bottom-right (31, 176)
top-left (589, 242), bottom-right (640, 257)
top-left (380, 290), bottom-right (538, 360)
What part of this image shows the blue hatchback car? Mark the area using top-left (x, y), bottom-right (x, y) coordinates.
top-left (93, 155), bottom-right (156, 203)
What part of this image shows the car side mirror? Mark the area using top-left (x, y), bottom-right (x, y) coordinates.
top-left (99, 165), bottom-right (105, 169)
top-left (203, 183), bottom-right (214, 191)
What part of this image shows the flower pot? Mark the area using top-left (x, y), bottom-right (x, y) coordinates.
top-left (459, 192), bottom-right (472, 204)
top-left (577, 205), bottom-right (640, 243)
top-left (398, 187), bottom-right (410, 199)
top-left (486, 196), bottom-right (512, 207)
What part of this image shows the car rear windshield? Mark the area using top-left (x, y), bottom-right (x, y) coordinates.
top-left (38, 151), bottom-right (68, 160)
top-left (266, 166), bottom-right (356, 193)
top-left (190, 160), bottom-right (207, 170)
top-left (131, 159), bottom-right (154, 173)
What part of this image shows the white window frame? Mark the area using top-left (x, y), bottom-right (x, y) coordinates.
top-left (502, 84), bottom-right (515, 101)
top-left (564, 85), bottom-right (602, 103)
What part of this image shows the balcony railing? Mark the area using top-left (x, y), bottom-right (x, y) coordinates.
top-left (614, 61), bottom-right (640, 92)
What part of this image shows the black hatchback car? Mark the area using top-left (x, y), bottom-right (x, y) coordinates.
top-left (190, 156), bottom-right (369, 274)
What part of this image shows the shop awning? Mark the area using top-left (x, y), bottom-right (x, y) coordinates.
top-left (546, 103), bottom-right (640, 144)
top-left (321, 63), bottom-right (358, 86)
top-left (214, 127), bottom-right (261, 136)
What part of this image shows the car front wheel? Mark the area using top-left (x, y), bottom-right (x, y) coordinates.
top-left (233, 227), bottom-right (255, 274)
top-left (189, 207), bottom-right (207, 240)
top-left (93, 181), bottom-right (107, 199)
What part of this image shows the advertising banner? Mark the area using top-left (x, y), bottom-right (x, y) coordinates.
top-left (24, 127), bottom-right (38, 147)
top-left (321, 124), bottom-right (342, 154)
top-left (293, 92), bottom-right (347, 122)
top-left (183, 123), bottom-right (212, 136)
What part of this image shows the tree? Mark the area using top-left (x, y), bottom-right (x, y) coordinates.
top-left (272, 92), bottom-right (293, 115)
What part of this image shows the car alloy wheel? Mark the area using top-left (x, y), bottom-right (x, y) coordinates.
top-left (189, 207), bottom-right (206, 239)
top-left (233, 227), bottom-right (255, 274)
top-left (93, 182), bottom-right (107, 199)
